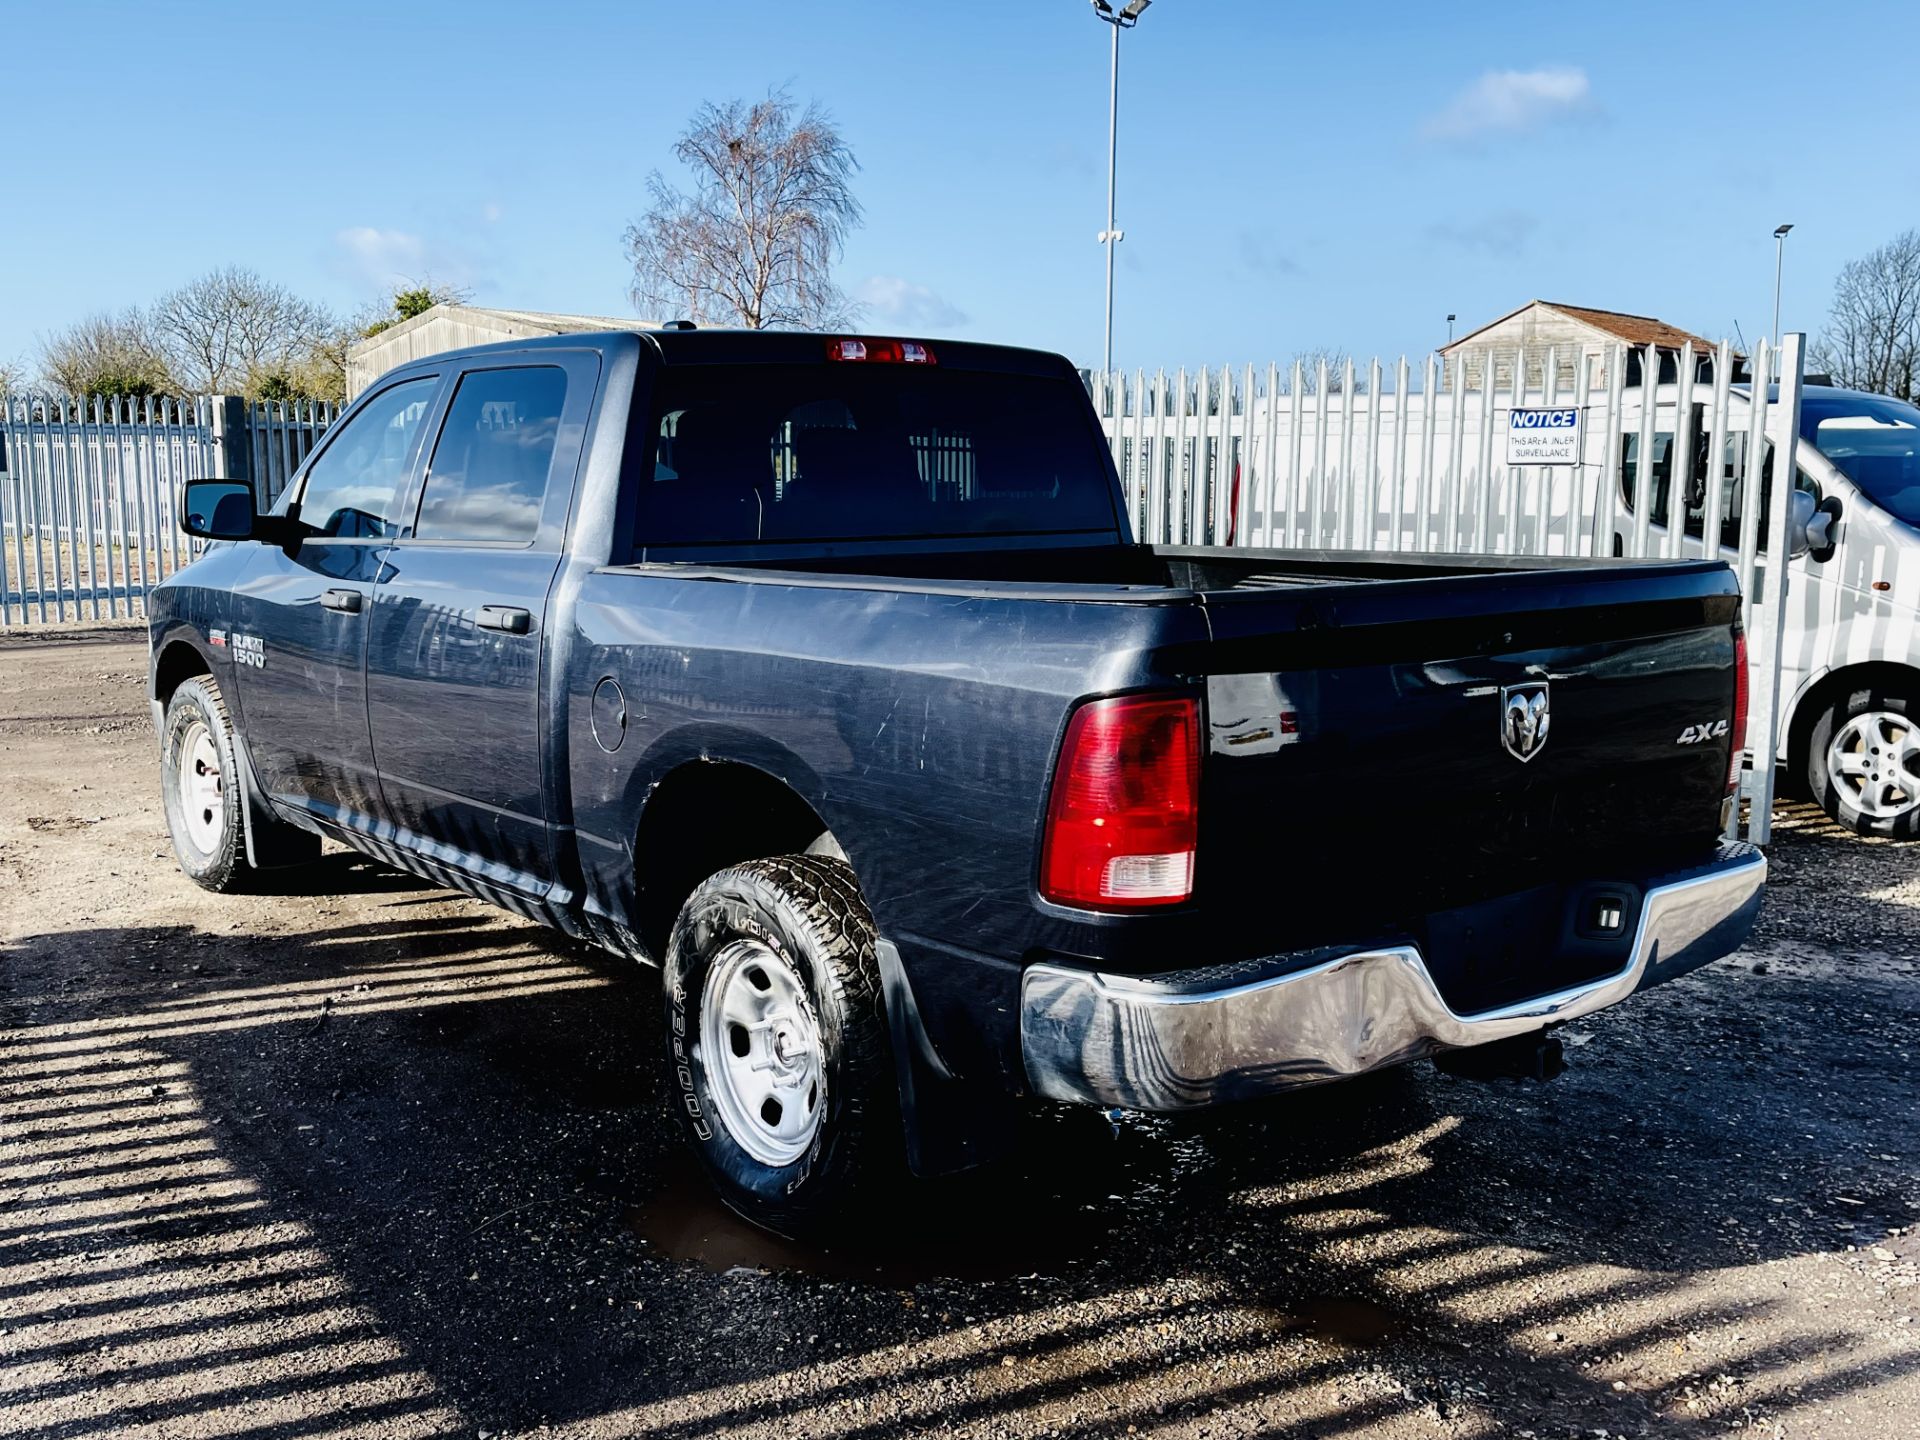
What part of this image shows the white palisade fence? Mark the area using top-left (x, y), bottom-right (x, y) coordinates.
top-left (1092, 335), bottom-right (1811, 843)
top-left (0, 395), bottom-right (335, 627)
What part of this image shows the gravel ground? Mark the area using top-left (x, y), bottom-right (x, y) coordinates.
top-left (2, 624), bottom-right (1917, 1440)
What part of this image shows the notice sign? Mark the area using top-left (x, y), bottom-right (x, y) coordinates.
top-left (1507, 407), bottom-right (1581, 465)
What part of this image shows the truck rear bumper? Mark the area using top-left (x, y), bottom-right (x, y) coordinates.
top-left (1020, 842), bottom-right (1766, 1110)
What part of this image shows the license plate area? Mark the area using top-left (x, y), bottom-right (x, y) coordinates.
top-left (1420, 879), bottom-right (1643, 1016)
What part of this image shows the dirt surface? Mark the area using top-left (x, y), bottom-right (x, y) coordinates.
top-left (3, 625), bottom-right (1917, 1440)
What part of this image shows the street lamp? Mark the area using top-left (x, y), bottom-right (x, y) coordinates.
top-left (1772, 223), bottom-right (1793, 344)
top-left (1091, 0), bottom-right (1152, 376)
top-left (1447, 313), bottom-right (1456, 345)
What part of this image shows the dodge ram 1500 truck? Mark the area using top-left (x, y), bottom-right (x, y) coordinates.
top-left (154, 329), bottom-right (1766, 1231)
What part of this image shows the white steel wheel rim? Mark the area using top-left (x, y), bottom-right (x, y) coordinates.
top-left (176, 720), bottom-right (226, 854)
top-left (698, 939), bottom-right (826, 1167)
top-left (1828, 710), bottom-right (1920, 820)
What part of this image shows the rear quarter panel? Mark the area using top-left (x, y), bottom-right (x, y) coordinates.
top-left (567, 569), bottom-right (1203, 944)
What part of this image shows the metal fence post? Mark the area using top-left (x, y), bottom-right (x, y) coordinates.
top-left (1747, 333), bottom-right (1806, 845)
top-left (210, 395), bottom-right (254, 499)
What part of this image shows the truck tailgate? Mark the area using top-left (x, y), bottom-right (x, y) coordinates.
top-left (1189, 560), bottom-right (1742, 975)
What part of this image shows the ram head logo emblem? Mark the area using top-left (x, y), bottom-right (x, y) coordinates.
top-left (1500, 682), bottom-right (1551, 763)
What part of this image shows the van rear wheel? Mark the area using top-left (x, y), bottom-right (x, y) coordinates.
top-left (1807, 685), bottom-right (1920, 840)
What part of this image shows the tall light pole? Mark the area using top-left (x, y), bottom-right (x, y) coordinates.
top-left (1447, 313), bottom-right (1456, 345)
top-left (1772, 223), bottom-right (1794, 343)
top-left (1092, 0), bottom-right (1151, 376)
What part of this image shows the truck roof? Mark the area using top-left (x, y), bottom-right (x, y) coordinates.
top-left (381, 327), bottom-right (1078, 378)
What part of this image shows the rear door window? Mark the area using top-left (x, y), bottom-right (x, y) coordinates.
top-left (413, 366), bottom-right (569, 544)
top-left (635, 364), bottom-right (1118, 552)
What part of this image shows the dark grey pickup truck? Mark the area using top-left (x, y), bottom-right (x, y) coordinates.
top-left (153, 328), bottom-right (1765, 1231)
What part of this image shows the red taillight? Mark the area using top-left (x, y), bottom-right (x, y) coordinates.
top-left (1728, 623), bottom-right (1749, 793)
top-left (1040, 694), bottom-right (1200, 910)
top-left (826, 337), bottom-right (936, 364)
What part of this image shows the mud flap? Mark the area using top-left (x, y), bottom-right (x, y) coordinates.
top-left (228, 730), bottom-right (321, 870)
top-left (877, 939), bottom-right (1019, 1177)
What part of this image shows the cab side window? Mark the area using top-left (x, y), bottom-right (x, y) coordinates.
top-left (1723, 442), bottom-right (1821, 553)
top-left (1619, 431), bottom-right (1679, 528)
top-left (414, 367), bottom-right (569, 544)
top-left (1619, 422), bottom-right (1816, 551)
top-left (295, 378), bottom-right (438, 539)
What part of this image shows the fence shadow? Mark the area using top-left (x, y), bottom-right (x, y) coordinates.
top-left (3, 819), bottom-right (1916, 1439)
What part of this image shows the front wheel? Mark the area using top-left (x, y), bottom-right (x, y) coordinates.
top-left (1807, 685), bottom-right (1920, 840)
top-left (662, 855), bottom-right (896, 1234)
top-left (160, 676), bottom-right (252, 890)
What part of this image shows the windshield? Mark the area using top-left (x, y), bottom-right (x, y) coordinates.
top-left (1799, 391), bottom-right (1920, 527)
top-left (634, 364), bottom-right (1120, 555)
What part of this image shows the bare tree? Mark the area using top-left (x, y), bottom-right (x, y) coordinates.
top-left (1812, 230), bottom-right (1920, 400)
top-left (1281, 348), bottom-right (1364, 394)
top-left (39, 311), bottom-right (173, 398)
top-left (624, 91), bottom-right (862, 329)
top-left (151, 265), bottom-right (334, 395)
top-left (0, 356), bottom-right (30, 394)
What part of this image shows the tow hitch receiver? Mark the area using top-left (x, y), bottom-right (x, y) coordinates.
top-left (1434, 1031), bottom-right (1566, 1083)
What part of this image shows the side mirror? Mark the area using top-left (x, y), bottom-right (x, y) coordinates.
top-left (1808, 495), bottom-right (1843, 563)
top-left (180, 480), bottom-right (258, 541)
top-left (1787, 489), bottom-right (1817, 559)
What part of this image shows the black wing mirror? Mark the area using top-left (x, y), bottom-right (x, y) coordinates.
top-left (180, 480), bottom-right (260, 541)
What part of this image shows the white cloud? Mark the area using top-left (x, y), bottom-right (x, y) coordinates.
top-left (856, 275), bottom-right (968, 331)
top-left (334, 226), bottom-right (430, 286)
top-left (1422, 65), bottom-right (1593, 143)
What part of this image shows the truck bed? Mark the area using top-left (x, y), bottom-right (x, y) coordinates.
top-left (696, 541), bottom-right (1593, 594)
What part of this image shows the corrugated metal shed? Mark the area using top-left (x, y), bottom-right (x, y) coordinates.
top-left (345, 304), bottom-right (649, 398)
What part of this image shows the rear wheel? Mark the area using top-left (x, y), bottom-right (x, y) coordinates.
top-left (1807, 684), bottom-right (1920, 839)
top-left (662, 855), bottom-right (895, 1234)
top-left (160, 676), bottom-right (251, 891)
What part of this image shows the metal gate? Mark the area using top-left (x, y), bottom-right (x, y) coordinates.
top-left (1091, 334), bottom-right (1810, 843)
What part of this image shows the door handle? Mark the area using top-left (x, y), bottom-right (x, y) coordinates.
top-left (476, 605), bottom-right (532, 634)
top-left (320, 588), bottom-right (364, 614)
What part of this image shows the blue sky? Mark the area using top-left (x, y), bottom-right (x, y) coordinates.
top-left (6, 0), bottom-right (1918, 376)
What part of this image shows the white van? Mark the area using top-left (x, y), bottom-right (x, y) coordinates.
top-left (1618, 383), bottom-right (1920, 838)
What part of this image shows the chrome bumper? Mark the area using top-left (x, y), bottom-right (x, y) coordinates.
top-left (1020, 843), bottom-right (1766, 1111)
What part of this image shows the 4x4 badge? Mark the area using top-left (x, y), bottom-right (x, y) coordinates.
top-left (1500, 682), bottom-right (1550, 763)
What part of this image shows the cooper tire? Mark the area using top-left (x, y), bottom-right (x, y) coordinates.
top-left (160, 675), bottom-right (253, 891)
top-left (663, 855), bottom-right (895, 1234)
top-left (1807, 683), bottom-right (1920, 840)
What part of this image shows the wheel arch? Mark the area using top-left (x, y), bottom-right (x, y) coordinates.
top-left (1786, 660), bottom-right (1920, 778)
top-left (630, 756), bottom-right (844, 962)
top-left (152, 633), bottom-right (214, 707)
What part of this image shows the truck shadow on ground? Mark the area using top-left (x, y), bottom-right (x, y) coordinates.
top-left (3, 817), bottom-right (1916, 1438)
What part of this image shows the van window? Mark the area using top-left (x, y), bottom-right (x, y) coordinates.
top-left (1619, 427), bottom-right (1816, 551)
top-left (1800, 392), bottom-right (1920, 529)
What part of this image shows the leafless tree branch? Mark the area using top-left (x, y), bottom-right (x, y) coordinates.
top-left (38, 310), bottom-right (173, 398)
top-left (151, 265), bottom-right (335, 395)
top-left (1812, 230), bottom-right (1920, 401)
top-left (624, 90), bottom-right (863, 330)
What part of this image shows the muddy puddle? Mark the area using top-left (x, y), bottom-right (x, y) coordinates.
top-left (607, 1106), bottom-right (1201, 1284)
